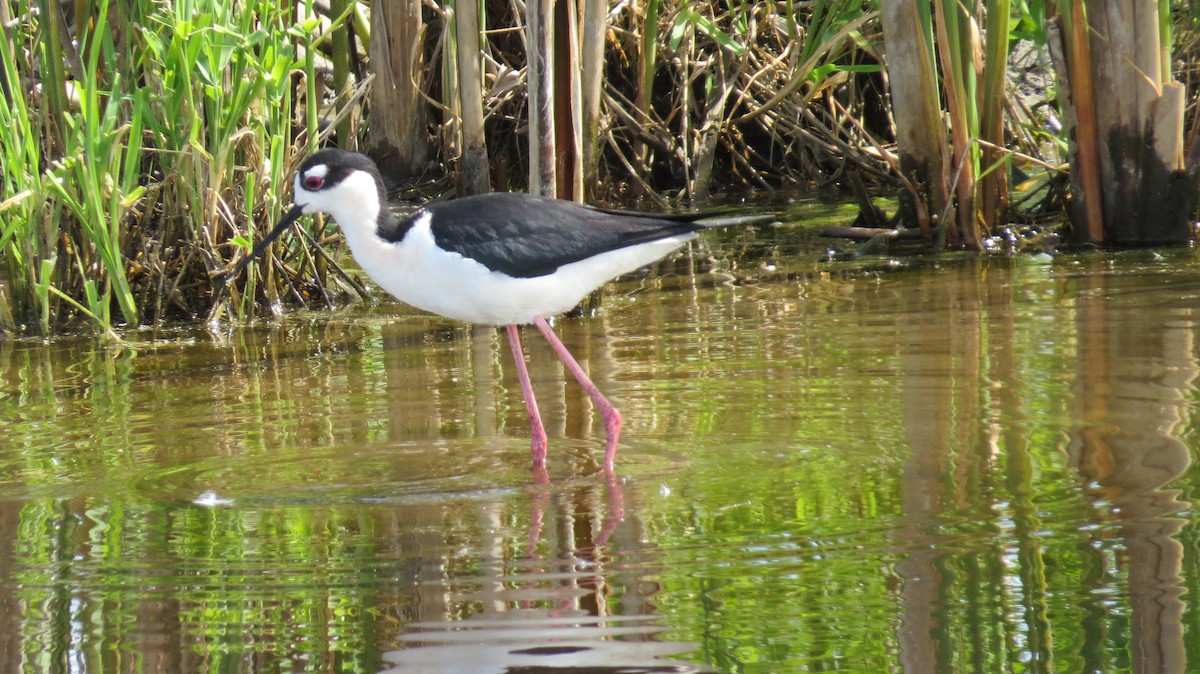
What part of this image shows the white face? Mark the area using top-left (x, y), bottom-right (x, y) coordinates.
top-left (293, 163), bottom-right (330, 214)
top-left (291, 163), bottom-right (380, 220)
top-left (288, 163), bottom-right (384, 244)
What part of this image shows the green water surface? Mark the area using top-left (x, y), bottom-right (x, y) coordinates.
top-left (1, 215), bottom-right (1198, 673)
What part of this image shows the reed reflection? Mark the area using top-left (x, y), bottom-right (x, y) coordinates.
top-left (1068, 264), bottom-right (1194, 674)
top-left (889, 259), bottom-right (1197, 674)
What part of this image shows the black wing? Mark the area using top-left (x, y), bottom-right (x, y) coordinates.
top-left (422, 193), bottom-right (712, 278)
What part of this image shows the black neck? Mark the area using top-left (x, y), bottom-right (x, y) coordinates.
top-left (367, 173), bottom-right (415, 242)
top-left (374, 208), bottom-right (415, 243)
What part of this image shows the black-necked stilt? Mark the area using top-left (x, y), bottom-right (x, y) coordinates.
top-left (231, 148), bottom-right (759, 470)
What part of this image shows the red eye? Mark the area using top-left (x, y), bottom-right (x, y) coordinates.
top-left (303, 175), bottom-right (324, 190)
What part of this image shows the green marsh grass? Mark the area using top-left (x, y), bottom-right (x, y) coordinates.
top-left (0, 0), bottom-right (309, 335)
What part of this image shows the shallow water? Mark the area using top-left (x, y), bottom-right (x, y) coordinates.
top-left (1, 215), bottom-right (1199, 673)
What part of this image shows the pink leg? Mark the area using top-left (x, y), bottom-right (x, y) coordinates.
top-left (506, 324), bottom-right (548, 467)
top-left (532, 315), bottom-right (621, 471)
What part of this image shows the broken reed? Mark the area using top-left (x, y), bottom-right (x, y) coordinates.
top-left (0, 0), bottom-right (311, 335)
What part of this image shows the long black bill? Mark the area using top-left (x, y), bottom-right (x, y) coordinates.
top-left (226, 204), bottom-right (307, 284)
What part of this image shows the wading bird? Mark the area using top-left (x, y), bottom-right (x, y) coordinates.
top-left (230, 148), bottom-right (759, 471)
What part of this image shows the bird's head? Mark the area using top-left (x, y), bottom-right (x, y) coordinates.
top-left (291, 148), bottom-right (387, 218)
top-left (227, 148), bottom-right (387, 281)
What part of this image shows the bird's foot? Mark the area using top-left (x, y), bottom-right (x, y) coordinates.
top-left (601, 408), bottom-right (621, 471)
top-left (529, 463), bottom-right (550, 485)
top-left (529, 432), bottom-right (549, 469)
